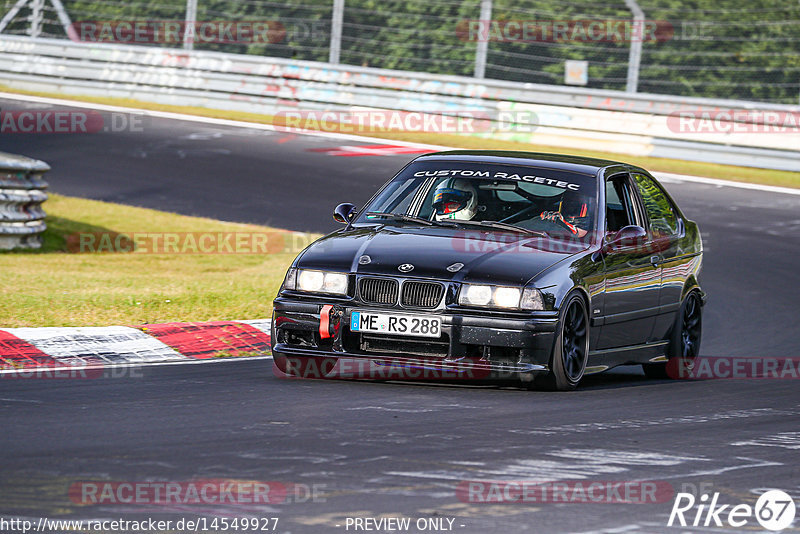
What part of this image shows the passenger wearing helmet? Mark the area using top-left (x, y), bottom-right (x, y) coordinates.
top-left (540, 193), bottom-right (592, 237)
top-left (432, 178), bottom-right (479, 221)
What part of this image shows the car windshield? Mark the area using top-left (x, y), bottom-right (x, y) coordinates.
top-left (354, 160), bottom-right (599, 243)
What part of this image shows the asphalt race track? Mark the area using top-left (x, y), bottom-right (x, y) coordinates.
top-left (1, 98), bottom-right (799, 533)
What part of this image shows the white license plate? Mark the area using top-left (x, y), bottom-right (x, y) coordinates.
top-left (350, 311), bottom-right (442, 338)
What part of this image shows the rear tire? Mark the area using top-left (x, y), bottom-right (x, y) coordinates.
top-left (642, 291), bottom-right (702, 379)
top-left (534, 293), bottom-right (589, 391)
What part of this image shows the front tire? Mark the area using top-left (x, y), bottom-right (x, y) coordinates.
top-left (535, 293), bottom-right (589, 391)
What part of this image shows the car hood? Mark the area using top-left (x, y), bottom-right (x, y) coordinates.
top-left (295, 225), bottom-right (588, 286)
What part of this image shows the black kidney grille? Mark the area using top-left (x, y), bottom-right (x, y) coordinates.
top-left (401, 281), bottom-right (444, 308)
top-left (359, 277), bottom-right (398, 305)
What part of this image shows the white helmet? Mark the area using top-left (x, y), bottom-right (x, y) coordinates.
top-left (432, 178), bottom-right (478, 221)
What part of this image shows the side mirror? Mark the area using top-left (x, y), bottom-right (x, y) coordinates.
top-left (333, 203), bottom-right (357, 224)
top-left (604, 225), bottom-right (647, 252)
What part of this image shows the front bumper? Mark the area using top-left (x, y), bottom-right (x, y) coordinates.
top-left (271, 296), bottom-right (558, 380)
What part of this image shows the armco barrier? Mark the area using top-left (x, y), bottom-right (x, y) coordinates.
top-left (0, 35), bottom-right (798, 171)
top-left (0, 151), bottom-right (49, 250)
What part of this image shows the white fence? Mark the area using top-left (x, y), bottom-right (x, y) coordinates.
top-left (0, 35), bottom-right (798, 171)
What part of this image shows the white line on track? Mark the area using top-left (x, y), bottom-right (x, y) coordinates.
top-left (0, 91), bottom-right (452, 150)
top-left (630, 457), bottom-right (783, 481)
top-left (2, 91), bottom-right (797, 197)
top-left (655, 171), bottom-right (800, 196)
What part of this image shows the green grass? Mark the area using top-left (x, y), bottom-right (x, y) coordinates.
top-left (2, 85), bottom-right (798, 189)
top-left (0, 195), bottom-right (313, 327)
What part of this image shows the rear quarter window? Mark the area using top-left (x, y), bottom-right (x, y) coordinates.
top-left (632, 173), bottom-right (679, 237)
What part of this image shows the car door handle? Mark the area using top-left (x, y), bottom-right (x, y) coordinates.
top-left (650, 255), bottom-right (662, 266)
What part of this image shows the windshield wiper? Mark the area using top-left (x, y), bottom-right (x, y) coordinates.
top-left (364, 212), bottom-right (436, 226)
top-left (438, 219), bottom-right (545, 236)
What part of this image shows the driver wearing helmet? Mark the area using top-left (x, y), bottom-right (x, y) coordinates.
top-left (432, 178), bottom-right (479, 221)
top-left (540, 193), bottom-right (592, 237)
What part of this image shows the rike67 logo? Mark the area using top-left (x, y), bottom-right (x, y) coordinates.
top-left (668, 489), bottom-right (795, 531)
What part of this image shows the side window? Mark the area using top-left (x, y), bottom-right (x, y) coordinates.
top-left (605, 175), bottom-right (637, 234)
top-left (632, 173), bottom-right (679, 237)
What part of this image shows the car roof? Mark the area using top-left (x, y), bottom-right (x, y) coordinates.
top-left (413, 150), bottom-right (634, 176)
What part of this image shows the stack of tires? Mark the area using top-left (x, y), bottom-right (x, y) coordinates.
top-left (0, 151), bottom-right (49, 250)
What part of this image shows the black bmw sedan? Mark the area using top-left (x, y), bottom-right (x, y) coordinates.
top-left (271, 151), bottom-right (705, 390)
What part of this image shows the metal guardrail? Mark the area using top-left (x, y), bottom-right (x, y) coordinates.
top-left (0, 35), bottom-right (798, 172)
top-left (0, 151), bottom-right (50, 250)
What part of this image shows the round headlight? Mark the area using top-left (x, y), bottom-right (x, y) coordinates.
top-left (493, 287), bottom-right (521, 308)
top-left (322, 272), bottom-right (348, 294)
top-left (297, 270), bottom-right (325, 292)
top-left (462, 284), bottom-right (492, 306)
